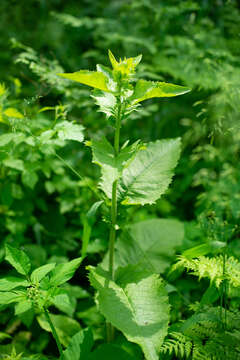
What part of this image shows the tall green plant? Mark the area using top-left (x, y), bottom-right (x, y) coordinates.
top-left (58, 50), bottom-right (190, 360)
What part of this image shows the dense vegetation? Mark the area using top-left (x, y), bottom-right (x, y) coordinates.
top-left (1, 1), bottom-right (240, 359)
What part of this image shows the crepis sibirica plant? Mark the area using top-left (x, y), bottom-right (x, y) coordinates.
top-left (0, 51), bottom-right (190, 360)
top-left (57, 50), bottom-right (190, 360)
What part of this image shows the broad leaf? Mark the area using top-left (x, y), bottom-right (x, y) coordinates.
top-left (130, 80), bottom-right (190, 104)
top-left (114, 219), bottom-right (184, 273)
top-left (88, 265), bottom-right (169, 360)
top-left (55, 121), bottom-right (84, 143)
top-left (5, 244), bottom-right (31, 276)
top-left (31, 263), bottom-right (56, 283)
top-left (37, 313), bottom-right (81, 347)
top-left (0, 276), bottom-right (28, 291)
top-left (88, 344), bottom-right (136, 360)
top-left (91, 136), bottom-right (141, 198)
top-left (57, 70), bottom-right (110, 92)
top-left (119, 138), bottom-right (181, 205)
top-left (49, 257), bottom-right (82, 287)
top-left (62, 328), bottom-right (93, 360)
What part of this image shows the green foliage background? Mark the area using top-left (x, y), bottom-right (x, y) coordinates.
top-left (1, 0), bottom-right (240, 358)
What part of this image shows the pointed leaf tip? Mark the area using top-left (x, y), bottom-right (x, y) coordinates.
top-left (57, 70), bottom-right (110, 92)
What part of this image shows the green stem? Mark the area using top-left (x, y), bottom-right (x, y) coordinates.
top-left (44, 308), bottom-right (63, 357)
top-left (107, 94), bottom-right (122, 342)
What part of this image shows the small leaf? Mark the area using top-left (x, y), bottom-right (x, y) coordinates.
top-left (57, 70), bottom-right (110, 91)
top-left (88, 265), bottom-right (169, 360)
top-left (31, 263), bottom-right (56, 283)
top-left (0, 276), bottom-right (28, 291)
top-left (4, 107), bottom-right (23, 119)
top-left (51, 290), bottom-right (75, 317)
top-left (0, 133), bottom-right (17, 147)
top-left (49, 257), bottom-right (82, 287)
top-left (92, 90), bottom-right (117, 118)
top-left (130, 80), bottom-right (190, 104)
top-left (15, 299), bottom-right (33, 315)
top-left (21, 170), bottom-right (38, 189)
top-left (55, 121), bottom-right (84, 143)
top-left (3, 158), bottom-right (25, 171)
top-left (119, 138), bottom-right (181, 205)
top-left (61, 328), bottom-right (93, 360)
top-left (5, 244), bottom-right (31, 276)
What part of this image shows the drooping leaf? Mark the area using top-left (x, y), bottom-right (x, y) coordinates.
top-left (88, 344), bottom-right (136, 360)
top-left (57, 70), bottom-right (110, 92)
top-left (0, 276), bottom-right (28, 291)
top-left (61, 328), bottom-right (93, 360)
top-left (130, 80), bottom-right (190, 104)
top-left (119, 138), bottom-right (181, 205)
top-left (88, 265), bottom-right (169, 360)
top-left (5, 244), bottom-right (31, 276)
top-left (91, 90), bottom-right (117, 118)
top-left (114, 219), bottom-right (184, 273)
top-left (49, 257), bottom-right (82, 287)
top-left (30, 263), bottom-right (56, 284)
top-left (37, 313), bottom-right (81, 347)
top-left (55, 121), bottom-right (84, 143)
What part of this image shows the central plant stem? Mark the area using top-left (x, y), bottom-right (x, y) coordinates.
top-left (107, 93), bottom-right (122, 342)
top-left (109, 101), bottom-right (122, 280)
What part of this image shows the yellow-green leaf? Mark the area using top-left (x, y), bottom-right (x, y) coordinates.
top-left (130, 80), bottom-right (190, 104)
top-left (4, 107), bottom-right (24, 119)
top-left (57, 70), bottom-right (110, 91)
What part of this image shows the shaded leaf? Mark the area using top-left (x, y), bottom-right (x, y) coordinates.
top-left (5, 244), bottom-right (31, 276)
top-left (88, 344), bottom-right (136, 360)
top-left (62, 328), bottom-right (93, 360)
top-left (88, 265), bottom-right (169, 360)
top-left (114, 219), bottom-right (184, 273)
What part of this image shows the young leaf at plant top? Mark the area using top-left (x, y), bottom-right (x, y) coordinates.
top-left (88, 264), bottom-right (169, 360)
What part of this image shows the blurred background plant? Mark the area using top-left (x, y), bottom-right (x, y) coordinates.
top-left (1, 0), bottom-right (240, 358)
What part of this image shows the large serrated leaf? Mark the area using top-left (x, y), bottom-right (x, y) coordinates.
top-left (91, 136), bottom-right (141, 198)
top-left (61, 328), bottom-right (93, 360)
top-left (5, 244), bottom-right (31, 276)
top-left (57, 70), bottom-right (110, 92)
top-left (130, 80), bottom-right (190, 104)
top-left (118, 138), bottom-right (181, 205)
top-left (88, 265), bottom-right (169, 360)
top-left (114, 219), bottom-right (184, 273)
